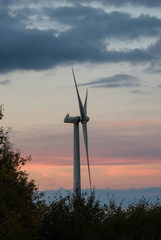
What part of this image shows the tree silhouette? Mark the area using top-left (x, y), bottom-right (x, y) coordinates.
top-left (0, 127), bottom-right (43, 240)
top-left (0, 105), bottom-right (3, 120)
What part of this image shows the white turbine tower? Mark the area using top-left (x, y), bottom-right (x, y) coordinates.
top-left (64, 69), bottom-right (92, 194)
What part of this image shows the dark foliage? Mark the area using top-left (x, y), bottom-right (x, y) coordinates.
top-left (41, 191), bottom-right (104, 240)
top-left (41, 191), bottom-right (161, 240)
top-left (0, 127), bottom-right (44, 240)
top-left (94, 196), bottom-right (161, 240)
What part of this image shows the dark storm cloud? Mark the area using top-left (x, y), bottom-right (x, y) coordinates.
top-left (0, 2), bottom-right (160, 73)
top-left (0, 79), bottom-right (11, 85)
top-left (79, 74), bottom-right (139, 88)
top-left (46, 7), bottom-right (161, 39)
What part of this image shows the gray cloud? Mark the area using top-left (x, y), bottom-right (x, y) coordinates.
top-left (158, 84), bottom-right (161, 88)
top-left (145, 38), bottom-right (161, 73)
top-left (79, 74), bottom-right (139, 88)
top-left (69, 0), bottom-right (161, 7)
top-left (130, 89), bottom-right (151, 94)
top-left (101, 0), bottom-right (161, 7)
top-left (0, 2), bottom-right (160, 73)
top-left (147, 38), bottom-right (161, 59)
top-left (90, 125), bottom-right (161, 162)
top-left (0, 79), bottom-right (11, 85)
top-left (1, 0), bottom-right (161, 8)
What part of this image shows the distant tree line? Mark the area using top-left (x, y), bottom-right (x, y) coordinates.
top-left (1, 127), bottom-right (161, 240)
top-left (0, 105), bottom-right (4, 119)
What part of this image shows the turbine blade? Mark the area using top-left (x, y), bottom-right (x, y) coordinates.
top-left (72, 68), bottom-right (85, 118)
top-left (82, 123), bottom-right (92, 190)
top-left (84, 89), bottom-right (88, 115)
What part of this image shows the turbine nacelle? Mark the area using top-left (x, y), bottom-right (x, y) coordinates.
top-left (64, 114), bottom-right (80, 123)
top-left (64, 114), bottom-right (89, 124)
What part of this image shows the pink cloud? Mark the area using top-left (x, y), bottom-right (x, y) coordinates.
top-left (11, 118), bottom-right (161, 169)
top-left (24, 163), bottom-right (161, 190)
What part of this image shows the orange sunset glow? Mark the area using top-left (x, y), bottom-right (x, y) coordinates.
top-left (24, 162), bottom-right (161, 190)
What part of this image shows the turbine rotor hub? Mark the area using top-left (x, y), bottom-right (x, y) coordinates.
top-left (81, 116), bottom-right (89, 123)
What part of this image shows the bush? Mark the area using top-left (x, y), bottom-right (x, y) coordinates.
top-left (41, 190), bottom-right (104, 240)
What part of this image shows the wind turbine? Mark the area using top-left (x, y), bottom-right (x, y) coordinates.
top-left (64, 69), bottom-right (92, 194)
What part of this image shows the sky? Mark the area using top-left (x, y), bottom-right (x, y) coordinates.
top-left (0, 0), bottom-right (161, 190)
